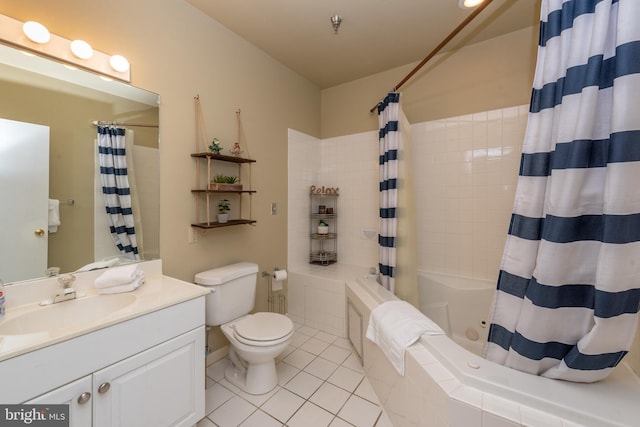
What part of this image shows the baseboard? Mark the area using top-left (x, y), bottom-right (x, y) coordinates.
top-left (206, 345), bottom-right (228, 366)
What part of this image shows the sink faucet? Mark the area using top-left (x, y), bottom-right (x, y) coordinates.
top-left (53, 274), bottom-right (76, 303)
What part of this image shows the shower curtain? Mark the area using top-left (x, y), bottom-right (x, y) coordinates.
top-left (378, 93), bottom-right (419, 307)
top-left (485, 0), bottom-right (640, 382)
top-left (97, 126), bottom-right (140, 260)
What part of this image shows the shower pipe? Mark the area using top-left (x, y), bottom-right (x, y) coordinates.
top-left (369, 0), bottom-right (495, 113)
top-left (92, 120), bottom-right (159, 128)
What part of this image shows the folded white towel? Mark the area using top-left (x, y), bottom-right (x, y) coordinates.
top-left (95, 264), bottom-right (144, 289)
top-left (97, 274), bottom-right (145, 294)
top-left (366, 300), bottom-right (444, 376)
top-left (48, 199), bottom-right (60, 233)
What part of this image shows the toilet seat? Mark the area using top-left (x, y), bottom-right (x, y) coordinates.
top-left (233, 312), bottom-right (294, 347)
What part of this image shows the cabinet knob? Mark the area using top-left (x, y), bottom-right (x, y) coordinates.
top-left (98, 382), bottom-right (111, 394)
top-left (34, 229), bottom-right (45, 237)
top-left (77, 392), bottom-right (91, 404)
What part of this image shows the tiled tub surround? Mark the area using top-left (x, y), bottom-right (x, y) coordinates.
top-left (348, 275), bottom-right (640, 427)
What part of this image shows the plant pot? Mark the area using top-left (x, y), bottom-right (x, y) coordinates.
top-left (208, 183), bottom-right (242, 191)
top-left (217, 213), bottom-right (229, 224)
top-left (317, 225), bottom-right (329, 235)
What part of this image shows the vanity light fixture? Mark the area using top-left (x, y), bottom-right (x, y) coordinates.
top-left (109, 54), bottom-right (130, 73)
top-left (22, 21), bottom-right (50, 44)
top-left (459, 0), bottom-right (485, 8)
top-left (70, 39), bottom-right (93, 59)
top-left (0, 13), bottom-right (130, 82)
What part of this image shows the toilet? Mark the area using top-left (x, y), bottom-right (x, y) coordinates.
top-left (195, 262), bottom-right (294, 395)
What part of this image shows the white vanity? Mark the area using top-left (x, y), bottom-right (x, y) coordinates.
top-left (0, 260), bottom-right (208, 427)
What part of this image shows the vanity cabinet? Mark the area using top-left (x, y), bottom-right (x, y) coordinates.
top-left (191, 152), bottom-right (256, 229)
top-left (2, 295), bottom-right (206, 427)
top-left (24, 327), bottom-right (203, 427)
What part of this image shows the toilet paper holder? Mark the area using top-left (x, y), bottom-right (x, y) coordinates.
top-left (262, 267), bottom-right (286, 314)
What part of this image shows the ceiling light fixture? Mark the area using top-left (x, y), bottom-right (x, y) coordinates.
top-left (22, 21), bottom-right (50, 44)
top-left (330, 14), bottom-right (342, 34)
top-left (70, 39), bottom-right (93, 59)
top-left (459, 0), bottom-right (485, 8)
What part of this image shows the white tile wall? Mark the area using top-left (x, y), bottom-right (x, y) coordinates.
top-left (288, 105), bottom-right (528, 283)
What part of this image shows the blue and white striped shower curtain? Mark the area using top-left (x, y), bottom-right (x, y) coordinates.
top-left (378, 93), bottom-right (400, 293)
top-left (485, 0), bottom-right (640, 382)
top-left (97, 126), bottom-right (140, 260)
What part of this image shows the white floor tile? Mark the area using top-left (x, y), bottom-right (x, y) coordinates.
top-left (239, 409), bottom-right (283, 427)
top-left (304, 356), bottom-right (339, 380)
top-left (236, 384), bottom-right (281, 407)
top-left (196, 416), bottom-right (216, 427)
top-left (330, 417), bottom-right (354, 427)
top-left (333, 337), bottom-right (354, 351)
top-left (315, 331), bottom-right (339, 343)
top-left (298, 325), bottom-right (320, 336)
top-left (291, 332), bottom-right (311, 347)
top-left (320, 345), bottom-right (352, 365)
top-left (375, 410), bottom-right (393, 427)
top-left (338, 395), bottom-right (382, 427)
top-left (277, 344), bottom-right (297, 361)
top-left (300, 337), bottom-right (331, 355)
top-left (277, 361), bottom-right (301, 385)
top-left (354, 377), bottom-right (379, 404)
top-left (310, 382), bottom-right (351, 414)
top-left (327, 366), bottom-right (364, 393)
top-left (283, 348), bottom-right (316, 369)
top-left (287, 401), bottom-right (335, 427)
top-left (261, 388), bottom-right (305, 424)
top-left (208, 395), bottom-right (256, 427)
top-left (205, 382), bottom-right (235, 414)
top-left (284, 371), bottom-right (324, 399)
top-left (341, 353), bottom-right (363, 373)
top-left (206, 357), bottom-right (229, 382)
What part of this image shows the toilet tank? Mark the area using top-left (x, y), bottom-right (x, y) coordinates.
top-left (194, 262), bottom-right (259, 326)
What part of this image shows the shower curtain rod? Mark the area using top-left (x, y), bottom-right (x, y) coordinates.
top-left (92, 120), bottom-right (159, 128)
top-left (369, 0), bottom-right (495, 113)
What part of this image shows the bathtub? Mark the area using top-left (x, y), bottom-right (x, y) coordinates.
top-left (346, 274), bottom-right (640, 427)
top-left (417, 271), bottom-right (495, 356)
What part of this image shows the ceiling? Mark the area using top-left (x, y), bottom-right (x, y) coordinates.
top-left (186, 0), bottom-right (541, 89)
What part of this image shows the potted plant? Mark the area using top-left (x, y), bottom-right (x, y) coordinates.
top-left (317, 220), bottom-right (329, 235)
top-left (209, 174), bottom-right (242, 191)
top-left (217, 199), bottom-right (230, 223)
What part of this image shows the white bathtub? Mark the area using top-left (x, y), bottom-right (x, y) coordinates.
top-left (347, 275), bottom-right (640, 427)
top-left (417, 271), bottom-right (494, 356)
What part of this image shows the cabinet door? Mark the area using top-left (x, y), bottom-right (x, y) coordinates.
top-left (93, 327), bottom-right (205, 427)
top-left (26, 375), bottom-right (93, 427)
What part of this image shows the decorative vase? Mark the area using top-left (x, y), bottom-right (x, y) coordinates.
top-left (217, 213), bottom-right (229, 224)
top-left (317, 225), bottom-right (329, 235)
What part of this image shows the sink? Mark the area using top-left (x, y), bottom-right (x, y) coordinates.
top-left (0, 294), bottom-right (137, 336)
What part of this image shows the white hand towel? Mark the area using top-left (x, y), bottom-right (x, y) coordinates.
top-left (97, 274), bottom-right (145, 294)
top-left (366, 300), bottom-right (444, 376)
top-left (48, 199), bottom-right (60, 233)
top-left (95, 264), bottom-right (144, 289)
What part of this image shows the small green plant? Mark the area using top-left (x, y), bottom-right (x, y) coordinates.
top-left (319, 220), bottom-right (328, 227)
top-left (212, 174), bottom-right (239, 184)
top-left (218, 199), bottom-right (231, 214)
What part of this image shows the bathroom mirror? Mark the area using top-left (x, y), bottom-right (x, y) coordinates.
top-left (0, 43), bottom-right (160, 284)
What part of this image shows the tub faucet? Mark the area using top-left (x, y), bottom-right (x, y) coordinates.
top-left (53, 274), bottom-right (76, 303)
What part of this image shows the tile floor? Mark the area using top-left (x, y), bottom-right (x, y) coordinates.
top-left (197, 324), bottom-right (392, 427)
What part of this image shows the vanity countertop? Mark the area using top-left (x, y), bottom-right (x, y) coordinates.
top-left (0, 260), bottom-right (208, 362)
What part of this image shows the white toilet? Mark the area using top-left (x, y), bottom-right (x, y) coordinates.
top-left (195, 262), bottom-right (294, 395)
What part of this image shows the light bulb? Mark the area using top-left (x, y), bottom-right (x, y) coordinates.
top-left (109, 54), bottom-right (129, 72)
top-left (459, 0), bottom-right (485, 8)
top-left (23, 21), bottom-right (50, 44)
top-left (70, 40), bottom-right (93, 59)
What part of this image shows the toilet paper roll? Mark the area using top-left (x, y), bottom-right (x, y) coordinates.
top-left (271, 270), bottom-right (287, 291)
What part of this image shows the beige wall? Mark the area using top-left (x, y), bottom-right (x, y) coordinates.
top-left (320, 26), bottom-right (539, 139)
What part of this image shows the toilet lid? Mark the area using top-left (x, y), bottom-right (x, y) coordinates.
top-left (234, 312), bottom-right (294, 342)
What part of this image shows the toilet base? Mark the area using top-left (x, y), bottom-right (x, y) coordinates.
top-left (225, 358), bottom-right (278, 395)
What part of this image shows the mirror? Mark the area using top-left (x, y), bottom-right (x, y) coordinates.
top-left (0, 43), bottom-right (160, 284)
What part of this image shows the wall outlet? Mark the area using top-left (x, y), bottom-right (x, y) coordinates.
top-left (188, 225), bottom-right (198, 244)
